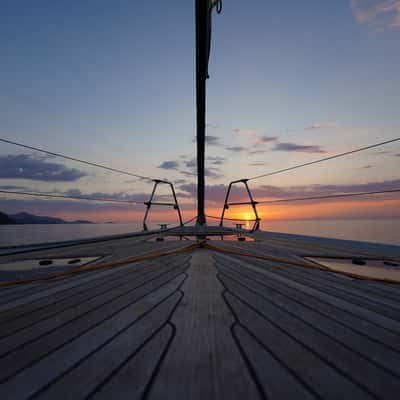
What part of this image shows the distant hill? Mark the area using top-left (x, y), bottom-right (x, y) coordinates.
top-left (0, 211), bottom-right (16, 225)
top-left (11, 212), bottom-right (65, 224)
top-left (0, 211), bottom-right (93, 225)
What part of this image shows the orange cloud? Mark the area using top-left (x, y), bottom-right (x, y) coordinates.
top-left (352, 0), bottom-right (400, 28)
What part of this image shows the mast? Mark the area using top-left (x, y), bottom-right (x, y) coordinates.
top-left (195, 0), bottom-right (221, 226)
top-left (195, 0), bottom-right (207, 226)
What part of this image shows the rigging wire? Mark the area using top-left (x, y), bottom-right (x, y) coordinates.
top-left (205, 215), bottom-right (257, 222)
top-left (204, 189), bottom-right (400, 221)
top-left (0, 137), bottom-right (155, 182)
top-left (257, 188), bottom-right (400, 204)
top-left (0, 190), bottom-right (143, 204)
top-left (248, 137), bottom-right (400, 181)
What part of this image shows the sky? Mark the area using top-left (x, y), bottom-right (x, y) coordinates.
top-left (0, 0), bottom-right (399, 224)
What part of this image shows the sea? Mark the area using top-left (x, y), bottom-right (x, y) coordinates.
top-left (0, 219), bottom-right (399, 247)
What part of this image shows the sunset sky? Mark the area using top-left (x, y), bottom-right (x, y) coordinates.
top-left (0, 0), bottom-right (399, 224)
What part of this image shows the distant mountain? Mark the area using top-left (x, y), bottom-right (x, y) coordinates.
top-left (0, 211), bottom-right (16, 225)
top-left (5, 211), bottom-right (93, 225)
top-left (11, 212), bottom-right (65, 224)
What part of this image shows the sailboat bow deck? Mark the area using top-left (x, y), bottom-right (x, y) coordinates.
top-left (0, 231), bottom-right (400, 399)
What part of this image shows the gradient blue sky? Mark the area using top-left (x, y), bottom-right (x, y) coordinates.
top-left (1, 0), bottom-right (399, 221)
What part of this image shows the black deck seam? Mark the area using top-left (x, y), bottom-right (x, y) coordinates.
top-left (278, 272), bottom-right (400, 321)
top-left (0, 253), bottom-right (189, 312)
top-left (271, 266), bottom-right (400, 315)
top-left (217, 274), bottom-right (320, 400)
top-left (218, 266), bottom-right (400, 379)
top-left (0, 254), bottom-right (111, 301)
top-left (222, 289), bottom-right (269, 400)
top-left (0, 254), bottom-right (170, 312)
top-left (0, 250), bottom-right (188, 307)
top-left (0, 255), bottom-right (189, 325)
top-left (362, 282), bottom-right (400, 301)
top-left (217, 258), bottom-right (400, 354)
top-left (0, 267), bottom-right (188, 385)
top-left (0, 259), bottom-right (189, 343)
top-left (216, 272), bottom-right (380, 400)
top-left (85, 274), bottom-right (188, 400)
top-left (251, 238), bottom-right (391, 260)
top-left (215, 254), bottom-right (400, 337)
top-left (141, 288), bottom-right (188, 400)
top-left (26, 273), bottom-right (188, 400)
top-left (218, 252), bottom-right (400, 307)
top-left (0, 262), bottom-right (190, 360)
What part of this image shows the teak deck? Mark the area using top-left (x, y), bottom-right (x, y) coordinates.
top-left (0, 230), bottom-right (399, 399)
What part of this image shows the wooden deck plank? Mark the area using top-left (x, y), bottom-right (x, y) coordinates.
top-left (0, 274), bottom-right (185, 400)
top-left (225, 292), bottom-right (375, 400)
top-left (0, 251), bottom-right (186, 313)
top-left (216, 253), bottom-right (400, 334)
top-left (147, 250), bottom-right (261, 400)
top-left (34, 295), bottom-right (181, 400)
top-left (0, 261), bottom-right (188, 357)
top-left (0, 271), bottom-right (186, 385)
top-left (216, 255), bottom-right (400, 352)
top-left (220, 274), bottom-right (400, 398)
top-left (0, 256), bottom-right (188, 339)
top-left (91, 325), bottom-right (173, 400)
top-left (0, 232), bottom-right (399, 399)
top-left (234, 324), bottom-right (316, 400)
top-left (217, 262), bottom-right (400, 374)
top-left (215, 254), bottom-right (400, 341)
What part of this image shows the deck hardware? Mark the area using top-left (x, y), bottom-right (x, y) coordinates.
top-left (143, 180), bottom-right (183, 231)
top-left (68, 258), bottom-right (81, 264)
top-left (352, 259), bottom-right (366, 266)
top-left (39, 260), bottom-right (53, 266)
top-left (219, 179), bottom-right (261, 231)
top-left (384, 261), bottom-right (399, 267)
top-left (235, 223), bottom-right (247, 241)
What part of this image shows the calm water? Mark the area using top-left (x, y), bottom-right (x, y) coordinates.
top-left (0, 219), bottom-right (399, 247)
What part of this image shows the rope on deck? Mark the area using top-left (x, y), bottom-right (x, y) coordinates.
top-left (200, 242), bottom-right (400, 284)
top-left (1, 240), bottom-right (399, 287)
top-left (0, 243), bottom-right (199, 288)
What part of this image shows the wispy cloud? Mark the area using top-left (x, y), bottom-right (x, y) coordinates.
top-left (248, 149), bottom-right (266, 155)
top-left (178, 179), bottom-right (400, 205)
top-left (232, 128), bottom-right (258, 137)
top-left (207, 156), bottom-right (225, 165)
top-left (0, 184), bottom-right (28, 190)
top-left (0, 154), bottom-right (87, 182)
top-left (192, 135), bottom-right (222, 146)
top-left (255, 135), bottom-right (278, 144)
top-left (205, 135), bottom-right (222, 146)
top-left (179, 157), bottom-right (224, 180)
top-left (305, 122), bottom-right (336, 130)
top-left (273, 142), bottom-right (327, 153)
top-left (249, 161), bottom-right (267, 166)
top-left (351, 0), bottom-right (400, 29)
top-left (205, 167), bottom-right (224, 179)
top-left (63, 189), bottom-right (149, 203)
top-left (233, 128), bottom-right (277, 146)
top-left (226, 146), bottom-right (247, 153)
top-left (158, 161), bottom-right (179, 170)
top-left (183, 159), bottom-right (196, 168)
